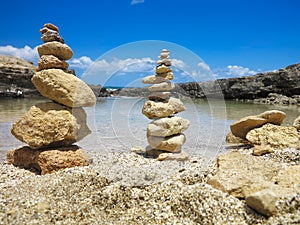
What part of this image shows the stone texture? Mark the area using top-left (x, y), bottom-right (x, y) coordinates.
top-left (147, 133), bottom-right (186, 152)
top-left (6, 145), bottom-right (91, 175)
top-left (207, 151), bottom-right (282, 199)
top-left (44, 23), bottom-right (59, 32)
top-left (148, 91), bottom-right (171, 101)
top-left (37, 41), bottom-right (73, 60)
top-left (41, 28), bottom-right (64, 43)
top-left (142, 75), bottom-right (169, 84)
top-left (246, 124), bottom-right (300, 149)
top-left (253, 145), bottom-right (274, 156)
top-left (230, 110), bottom-right (286, 139)
top-left (147, 116), bottom-right (190, 137)
top-left (37, 55), bottom-right (68, 71)
top-left (11, 102), bottom-right (91, 149)
top-left (225, 132), bottom-right (248, 144)
top-left (148, 81), bottom-right (175, 92)
top-left (156, 58), bottom-right (172, 66)
top-left (245, 189), bottom-right (278, 217)
top-left (156, 65), bottom-right (172, 74)
top-left (273, 165), bottom-right (300, 189)
top-left (293, 116), bottom-right (300, 130)
top-left (142, 97), bottom-right (186, 119)
top-left (32, 69), bottom-right (96, 107)
top-left (145, 147), bottom-right (189, 161)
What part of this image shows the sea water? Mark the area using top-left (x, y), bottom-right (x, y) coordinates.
top-left (0, 97), bottom-right (299, 161)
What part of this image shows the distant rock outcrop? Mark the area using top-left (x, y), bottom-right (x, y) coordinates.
top-left (0, 54), bottom-right (38, 97)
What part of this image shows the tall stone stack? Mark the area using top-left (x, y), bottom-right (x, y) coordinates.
top-left (7, 23), bottom-right (96, 174)
top-left (142, 49), bottom-right (190, 161)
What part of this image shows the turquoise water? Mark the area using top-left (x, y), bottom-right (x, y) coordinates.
top-left (0, 97), bottom-right (299, 161)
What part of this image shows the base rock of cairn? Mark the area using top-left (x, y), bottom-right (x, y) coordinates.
top-left (141, 49), bottom-right (190, 161)
top-left (7, 23), bottom-right (96, 174)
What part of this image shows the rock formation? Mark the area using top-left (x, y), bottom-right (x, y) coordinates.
top-left (141, 49), bottom-right (190, 161)
top-left (7, 23), bottom-right (96, 174)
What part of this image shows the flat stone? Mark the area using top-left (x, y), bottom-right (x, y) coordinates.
top-left (147, 116), bottom-right (190, 137)
top-left (7, 145), bottom-right (91, 175)
top-left (157, 58), bottom-right (172, 66)
top-left (156, 65), bottom-right (172, 74)
top-left (44, 23), bottom-right (59, 32)
top-left (37, 55), bottom-right (68, 71)
top-left (37, 41), bottom-right (73, 60)
top-left (11, 102), bottom-right (91, 149)
top-left (145, 147), bottom-right (189, 161)
top-left (245, 189), bottom-right (278, 217)
top-left (253, 145), bottom-right (274, 156)
top-left (41, 28), bottom-right (64, 43)
top-left (32, 69), bottom-right (96, 107)
top-left (148, 91), bottom-right (171, 102)
top-left (142, 97), bottom-right (186, 119)
top-left (147, 133), bottom-right (186, 152)
top-left (148, 81), bottom-right (175, 92)
top-left (142, 75), bottom-right (169, 84)
top-left (293, 116), bottom-right (300, 130)
top-left (246, 124), bottom-right (300, 149)
top-left (230, 110), bottom-right (286, 139)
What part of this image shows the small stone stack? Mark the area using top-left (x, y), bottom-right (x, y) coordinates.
top-left (142, 49), bottom-right (190, 161)
top-left (7, 23), bottom-right (96, 174)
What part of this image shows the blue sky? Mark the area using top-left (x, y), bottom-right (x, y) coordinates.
top-left (0, 0), bottom-right (299, 86)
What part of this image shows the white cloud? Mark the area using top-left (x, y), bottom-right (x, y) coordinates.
top-left (69, 56), bottom-right (93, 69)
top-left (198, 62), bottom-right (210, 71)
top-left (131, 0), bottom-right (144, 5)
top-left (0, 45), bottom-right (39, 64)
top-left (212, 65), bottom-right (259, 79)
top-left (171, 59), bottom-right (186, 70)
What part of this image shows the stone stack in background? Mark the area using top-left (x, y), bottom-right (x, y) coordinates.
top-left (7, 23), bottom-right (96, 174)
top-left (142, 49), bottom-right (190, 161)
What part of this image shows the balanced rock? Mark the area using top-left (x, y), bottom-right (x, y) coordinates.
top-left (230, 110), bottom-right (286, 139)
top-left (157, 58), bottom-right (172, 66)
top-left (32, 69), bottom-right (96, 107)
top-left (159, 49), bottom-right (170, 59)
top-left (146, 147), bottom-right (189, 161)
top-left (37, 55), bottom-right (69, 71)
top-left (156, 65), bottom-right (172, 74)
top-left (11, 102), bottom-right (91, 149)
top-left (142, 97), bottom-right (186, 119)
top-left (147, 133), bottom-right (186, 152)
top-left (7, 145), bottom-right (91, 175)
top-left (149, 91), bottom-right (171, 101)
top-left (44, 23), bottom-right (59, 32)
top-left (37, 41), bottom-right (73, 60)
top-left (142, 75), bottom-right (169, 84)
top-left (148, 81), bottom-right (175, 92)
top-left (246, 124), bottom-right (300, 149)
top-left (245, 189), bottom-right (278, 217)
top-left (41, 28), bottom-right (64, 43)
top-left (147, 116), bottom-right (190, 137)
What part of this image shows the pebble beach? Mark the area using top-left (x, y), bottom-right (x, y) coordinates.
top-left (1, 147), bottom-right (300, 225)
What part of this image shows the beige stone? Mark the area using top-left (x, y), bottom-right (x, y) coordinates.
top-left (293, 116), bottom-right (300, 130)
top-left (37, 41), bottom-right (73, 60)
top-left (225, 132), bottom-right (248, 144)
top-left (273, 165), bottom-right (300, 189)
top-left (157, 58), bottom-right (172, 66)
top-left (37, 55), bottom-right (68, 71)
top-left (147, 116), bottom-right (190, 137)
top-left (146, 146), bottom-right (189, 161)
top-left (149, 91), bottom-right (171, 102)
top-left (41, 29), bottom-right (64, 43)
top-left (7, 145), bottom-right (91, 175)
top-left (148, 81), bottom-right (175, 92)
top-left (245, 189), bottom-right (278, 217)
top-left (156, 65), bottom-right (172, 74)
top-left (253, 145), bottom-right (274, 156)
top-left (142, 75), bottom-right (169, 84)
top-left (11, 102), bottom-right (91, 149)
top-left (207, 151), bottom-right (282, 198)
top-left (230, 110), bottom-right (286, 139)
top-left (147, 133), bottom-right (186, 152)
top-left (246, 124), bottom-right (300, 149)
top-left (44, 23), bottom-right (59, 32)
top-left (32, 69), bottom-right (96, 107)
top-left (142, 97), bottom-right (186, 119)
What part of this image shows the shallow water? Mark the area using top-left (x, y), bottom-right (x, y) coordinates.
top-left (0, 97), bottom-right (299, 161)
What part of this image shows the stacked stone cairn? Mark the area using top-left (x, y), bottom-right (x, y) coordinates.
top-left (7, 23), bottom-right (96, 174)
top-left (142, 49), bottom-right (190, 161)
